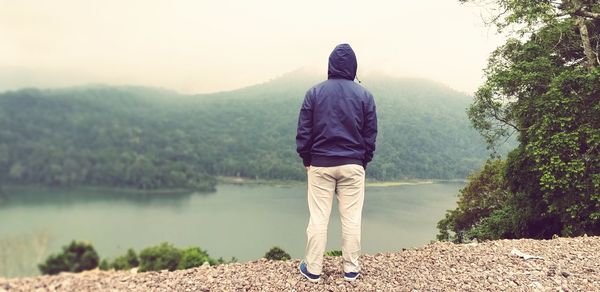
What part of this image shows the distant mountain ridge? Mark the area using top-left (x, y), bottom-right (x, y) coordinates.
top-left (0, 72), bottom-right (492, 190)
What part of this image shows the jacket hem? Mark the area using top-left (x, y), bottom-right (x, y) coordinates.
top-left (310, 155), bottom-right (362, 167)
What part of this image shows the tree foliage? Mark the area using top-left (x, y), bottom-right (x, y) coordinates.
top-left (98, 259), bottom-right (110, 271)
top-left (177, 247), bottom-right (211, 269)
top-left (44, 241), bottom-right (229, 274)
top-left (38, 241), bottom-right (99, 275)
top-left (441, 0), bottom-right (600, 241)
top-left (138, 242), bottom-right (182, 272)
top-left (111, 248), bottom-right (139, 270)
top-left (264, 246), bottom-right (291, 261)
top-left (0, 75), bottom-right (491, 189)
top-left (437, 160), bottom-right (509, 242)
top-left (137, 242), bottom-right (231, 272)
top-left (324, 250), bottom-right (342, 257)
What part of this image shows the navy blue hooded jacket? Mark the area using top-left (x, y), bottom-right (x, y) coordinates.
top-left (296, 44), bottom-right (378, 168)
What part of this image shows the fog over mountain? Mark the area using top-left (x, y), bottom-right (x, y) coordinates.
top-left (0, 1), bottom-right (505, 94)
top-left (0, 71), bottom-right (497, 190)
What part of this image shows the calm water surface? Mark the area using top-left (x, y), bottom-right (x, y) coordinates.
top-left (0, 182), bottom-right (462, 277)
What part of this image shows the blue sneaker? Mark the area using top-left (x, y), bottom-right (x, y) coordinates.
top-left (298, 262), bottom-right (321, 283)
top-left (344, 271), bottom-right (359, 281)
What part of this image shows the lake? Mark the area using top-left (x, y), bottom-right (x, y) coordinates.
top-left (0, 182), bottom-right (463, 277)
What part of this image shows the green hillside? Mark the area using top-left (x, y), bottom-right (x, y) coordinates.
top-left (0, 72), bottom-right (493, 190)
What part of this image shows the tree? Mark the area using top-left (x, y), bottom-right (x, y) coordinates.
top-left (98, 259), bottom-right (110, 271)
top-left (457, 0), bottom-right (600, 237)
top-left (8, 162), bottom-right (24, 180)
top-left (460, 0), bottom-right (599, 70)
top-left (264, 246), bottom-right (291, 261)
top-left (437, 160), bottom-right (510, 242)
top-left (177, 247), bottom-right (211, 269)
top-left (38, 241), bottom-right (99, 275)
top-left (138, 242), bottom-right (182, 272)
top-left (111, 248), bottom-right (139, 270)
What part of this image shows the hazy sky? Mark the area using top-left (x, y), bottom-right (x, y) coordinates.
top-left (0, 0), bottom-right (505, 94)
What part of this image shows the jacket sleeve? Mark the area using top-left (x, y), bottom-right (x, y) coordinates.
top-left (362, 93), bottom-right (378, 168)
top-left (296, 90), bottom-right (314, 166)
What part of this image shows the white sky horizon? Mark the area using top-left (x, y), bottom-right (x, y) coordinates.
top-left (0, 0), bottom-right (506, 95)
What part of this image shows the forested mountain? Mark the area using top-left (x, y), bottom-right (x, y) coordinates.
top-left (0, 71), bottom-right (493, 190)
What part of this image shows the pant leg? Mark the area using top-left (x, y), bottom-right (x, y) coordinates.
top-left (335, 164), bottom-right (365, 273)
top-left (304, 166), bottom-right (336, 275)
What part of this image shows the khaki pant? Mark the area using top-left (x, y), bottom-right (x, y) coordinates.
top-left (304, 164), bottom-right (365, 275)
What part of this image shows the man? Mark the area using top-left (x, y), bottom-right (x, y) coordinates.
top-left (296, 43), bottom-right (378, 283)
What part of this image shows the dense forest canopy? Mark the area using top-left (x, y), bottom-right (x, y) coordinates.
top-left (0, 72), bottom-right (493, 190)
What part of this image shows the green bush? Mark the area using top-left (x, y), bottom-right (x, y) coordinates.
top-left (264, 246), bottom-right (290, 261)
top-left (324, 250), bottom-right (342, 257)
top-left (39, 241), bottom-right (232, 274)
top-left (112, 249), bottom-right (139, 270)
top-left (178, 247), bottom-right (210, 269)
top-left (436, 159), bottom-right (511, 243)
top-left (38, 241), bottom-right (99, 275)
top-left (139, 242), bottom-right (182, 272)
top-left (212, 256), bottom-right (238, 265)
top-left (99, 259), bottom-right (110, 271)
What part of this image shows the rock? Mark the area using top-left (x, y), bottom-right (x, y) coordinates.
top-left (2, 236), bottom-right (600, 291)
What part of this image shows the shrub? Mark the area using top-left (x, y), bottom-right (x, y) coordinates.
top-left (212, 256), bottom-right (238, 265)
top-left (324, 250), bottom-right (342, 257)
top-left (436, 159), bottom-right (511, 243)
top-left (112, 249), bottom-right (139, 270)
top-left (139, 242), bottom-right (182, 272)
top-left (38, 241), bottom-right (99, 275)
top-left (99, 259), bottom-right (110, 271)
top-left (264, 246), bottom-right (290, 261)
top-left (177, 247), bottom-right (210, 269)
top-left (39, 241), bottom-right (232, 274)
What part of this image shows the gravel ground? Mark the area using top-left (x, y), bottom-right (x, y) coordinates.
top-left (1, 236), bottom-right (599, 291)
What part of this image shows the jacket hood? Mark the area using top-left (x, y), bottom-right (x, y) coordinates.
top-left (328, 44), bottom-right (357, 80)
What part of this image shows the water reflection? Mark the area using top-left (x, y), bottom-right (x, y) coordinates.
top-left (0, 186), bottom-right (215, 208)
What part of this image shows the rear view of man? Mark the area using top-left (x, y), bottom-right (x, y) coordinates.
top-left (296, 43), bottom-right (378, 282)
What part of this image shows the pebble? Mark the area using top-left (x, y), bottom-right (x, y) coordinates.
top-left (1, 236), bottom-right (599, 291)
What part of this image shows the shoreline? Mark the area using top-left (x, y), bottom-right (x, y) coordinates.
top-left (0, 178), bottom-right (468, 197)
top-left (218, 176), bottom-right (466, 187)
top-left (0, 184), bottom-right (211, 195)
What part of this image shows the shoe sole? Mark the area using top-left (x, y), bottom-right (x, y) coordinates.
top-left (298, 264), bottom-right (321, 283)
top-left (344, 275), bottom-right (359, 282)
